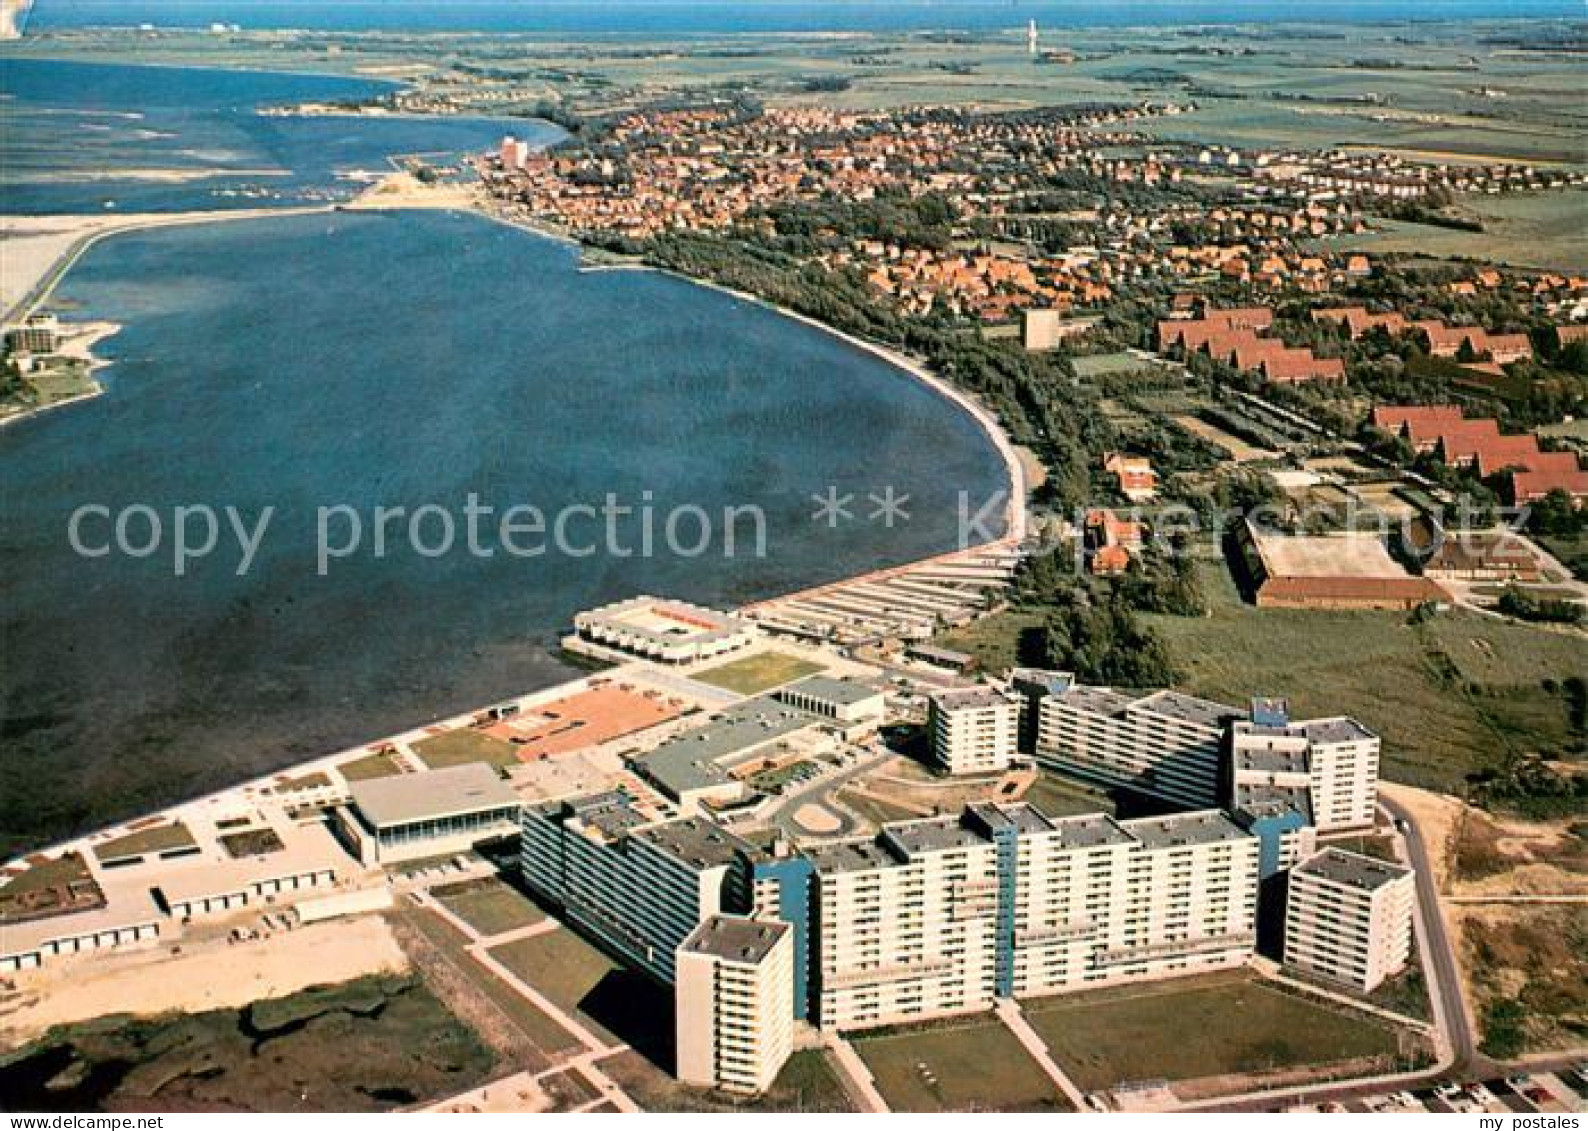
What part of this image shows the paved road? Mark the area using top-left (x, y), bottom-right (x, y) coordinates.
top-left (1381, 795), bottom-right (1477, 1070)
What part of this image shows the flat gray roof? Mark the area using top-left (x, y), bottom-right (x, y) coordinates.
top-left (882, 814), bottom-right (992, 857)
top-left (1233, 745), bottom-right (1311, 775)
top-left (1296, 847), bottom-right (1410, 891)
top-left (1233, 783), bottom-right (1313, 824)
top-left (781, 675), bottom-right (882, 707)
top-left (631, 816), bottom-right (753, 870)
top-left (1045, 812), bottom-right (1136, 849)
top-left (1300, 717), bottom-right (1378, 746)
top-left (636, 697), bottom-right (820, 797)
top-left (931, 686), bottom-right (1011, 712)
top-left (682, 914), bottom-right (787, 965)
top-left (350, 763), bottom-right (518, 829)
top-left (807, 838), bottom-right (903, 876)
top-left (1120, 809), bottom-right (1252, 850)
top-left (1134, 690), bottom-right (1242, 731)
top-left (556, 790), bottom-right (649, 839)
top-left (967, 801), bottom-right (1054, 836)
top-left (1053, 685), bottom-right (1134, 717)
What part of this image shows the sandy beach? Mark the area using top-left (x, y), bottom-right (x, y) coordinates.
top-left (0, 914), bottom-right (409, 1047)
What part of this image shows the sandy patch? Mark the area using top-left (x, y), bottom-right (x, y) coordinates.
top-left (0, 914), bottom-right (408, 1048)
top-left (792, 803), bottom-right (842, 835)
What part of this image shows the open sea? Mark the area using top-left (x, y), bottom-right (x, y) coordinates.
top-left (0, 58), bottom-right (1009, 853)
top-left (21, 1), bottom-right (1584, 34)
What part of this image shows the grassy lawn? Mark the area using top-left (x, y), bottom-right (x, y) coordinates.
top-left (693, 652), bottom-right (824, 695)
top-left (599, 1047), bottom-right (857, 1113)
top-left (1023, 974), bottom-right (1403, 1092)
top-left (853, 1014), bottom-right (1068, 1112)
top-left (490, 928), bottom-right (621, 1017)
top-left (489, 928), bottom-right (673, 1062)
top-left (412, 729), bottom-right (520, 771)
top-left (338, 751), bottom-right (407, 782)
top-left (93, 821), bottom-right (196, 861)
top-left (934, 609), bottom-right (1048, 674)
top-left (397, 904), bottom-right (582, 1058)
top-left (433, 878), bottom-right (545, 937)
top-left (1021, 771), bottom-right (1116, 819)
top-left (1143, 561), bottom-right (1583, 793)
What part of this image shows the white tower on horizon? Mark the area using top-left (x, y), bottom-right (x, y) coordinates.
top-left (1027, 18), bottom-right (1039, 58)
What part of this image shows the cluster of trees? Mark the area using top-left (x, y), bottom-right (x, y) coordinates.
top-left (1496, 585), bottom-right (1585, 626)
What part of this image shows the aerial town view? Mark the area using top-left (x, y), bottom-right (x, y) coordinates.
top-left (2, 0), bottom-right (1586, 1120)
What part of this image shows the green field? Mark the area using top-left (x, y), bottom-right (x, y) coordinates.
top-left (693, 652), bottom-right (825, 695)
top-left (934, 610), bottom-right (1048, 674)
top-left (1020, 772), bottom-right (1116, 819)
top-left (433, 878), bottom-right (545, 937)
top-left (1338, 190), bottom-right (1588, 273)
top-left (337, 751), bottom-right (406, 781)
top-left (600, 1047), bottom-right (858, 1113)
top-left (853, 1014), bottom-right (1068, 1112)
top-left (93, 821), bottom-right (196, 861)
top-left (412, 729), bottom-right (521, 771)
top-left (490, 928), bottom-right (620, 1017)
top-left (489, 927), bottom-right (673, 1062)
top-left (398, 905), bottom-right (582, 1060)
top-left (1023, 974), bottom-right (1406, 1092)
top-left (1143, 561), bottom-right (1583, 793)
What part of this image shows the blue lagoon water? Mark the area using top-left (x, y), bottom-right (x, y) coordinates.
top-left (1, 57), bottom-right (559, 213)
top-left (0, 205), bottom-right (1008, 849)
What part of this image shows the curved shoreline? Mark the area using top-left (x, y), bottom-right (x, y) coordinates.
top-left (1, 197), bottom-right (1030, 863)
top-left (470, 207), bottom-right (1030, 549)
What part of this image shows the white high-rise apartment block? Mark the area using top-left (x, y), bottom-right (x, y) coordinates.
top-left (1298, 718), bottom-right (1380, 831)
top-left (806, 803), bottom-right (1259, 1031)
top-left (1229, 701), bottom-right (1379, 834)
top-left (929, 687), bottom-right (1019, 775)
top-left (1285, 848), bottom-right (1414, 992)
top-left (675, 915), bottom-right (795, 1095)
top-left (807, 818), bottom-right (1000, 1030)
top-left (520, 794), bottom-right (751, 984)
top-left (1035, 686), bottom-right (1238, 806)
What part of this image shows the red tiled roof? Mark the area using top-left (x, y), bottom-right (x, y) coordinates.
top-left (1511, 469), bottom-right (1588, 504)
top-left (1372, 405), bottom-right (1465, 439)
top-left (1258, 576), bottom-right (1448, 605)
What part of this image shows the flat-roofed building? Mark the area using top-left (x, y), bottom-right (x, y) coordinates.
top-left (928, 687), bottom-right (1018, 775)
top-left (633, 697), bottom-right (825, 811)
top-left (806, 803), bottom-right (1259, 1031)
top-left (807, 817), bottom-right (1000, 1030)
top-left (521, 794), bottom-right (756, 984)
top-left (1285, 848), bottom-right (1414, 992)
top-left (573, 596), bottom-right (756, 664)
top-left (1035, 685), bottom-right (1238, 806)
top-left (774, 676), bottom-right (885, 734)
top-left (343, 763), bottom-right (520, 866)
top-left (675, 915), bottom-right (795, 1094)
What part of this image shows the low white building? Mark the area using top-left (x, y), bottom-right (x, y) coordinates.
top-left (675, 915), bottom-right (794, 1095)
top-left (929, 687), bottom-right (1018, 775)
top-left (1285, 847), bottom-right (1414, 992)
top-left (342, 763), bottom-right (521, 866)
top-left (573, 596), bottom-right (756, 664)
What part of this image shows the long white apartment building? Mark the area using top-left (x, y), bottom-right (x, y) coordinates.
top-left (806, 803), bottom-right (1259, 1031)
top-left (676, 915), bottom-right (796, 1095)
top-left (1285, 847), bottom-right (1415, 992)
top-left (520, 792), bottom-right (753, 984)
top-left (928, 686), bottom-right (1019, 774)
top-left (1034, 684), bottom-right (1239, 806)
top-left (806, 817), bottom-right (1002, 1030)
